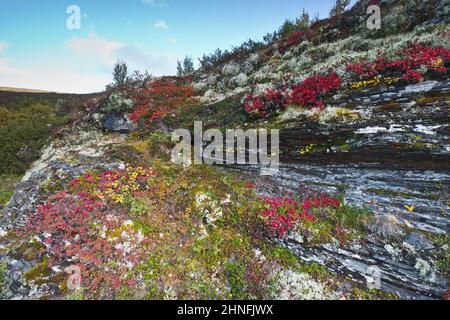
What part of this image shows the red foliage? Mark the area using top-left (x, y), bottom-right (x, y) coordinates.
top-left (260, 194), bottom-right (341, 238)
top-left (23, 168), bottom-right (156, 298)
top-left (444, 289), bottom-right (450, 301)
top-left (243, 72), bottom-right (341, 116)
top-left (244, 87), bottom-right (288, 116)
top-left (346, 44), bottom-right (450, 83)
top-left (289, 71), bottom-right (342, 110)
top-left (279, 31), bottom-right (304, 54)
top-left (129, 80), bottom-right (197, 126)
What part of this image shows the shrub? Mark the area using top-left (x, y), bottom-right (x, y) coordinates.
top-left (243, 72), bottom-right (341, 117)
top-left (346, 44), bottom-right (450, 83)
top-left (279, 31), bottom-right (305, 54)
top-left (100, 92), bottom-right (134, 115)
top-left (129, 81), bottom-right (197, 127)
top-left (24, 167), bottom-right (157, 298)
top-left (0, 104), bottom-right (68, 174)
top-left (260, 194), bottom-right (341, 238)
top-left (289, 72), bottom-right (342, 109)
top-left (244, 88), bottom-right (287, 117)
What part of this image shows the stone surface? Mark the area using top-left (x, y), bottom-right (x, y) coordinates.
top-left (404, 233), bottom-right (434, 251)
top-left (102, 114), bottom-right (135, 133)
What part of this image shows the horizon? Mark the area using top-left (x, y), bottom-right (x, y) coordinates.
top-left (0, 0), bottom-right (355, 93)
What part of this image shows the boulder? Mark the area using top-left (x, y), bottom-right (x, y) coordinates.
top-left (102, 114), bottom-right (135, 133)
top-left (404, 233), bottom-right (434, 251)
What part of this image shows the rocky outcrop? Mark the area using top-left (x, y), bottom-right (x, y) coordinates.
top-left (223, 79), bottom-right (449, 299)
top-left (0, 128), bottom-right (126, 299)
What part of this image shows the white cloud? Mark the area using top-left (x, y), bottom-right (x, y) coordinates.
top-left (168, 37), bottom-right (177, 45)
top-left (0, 42), bottom-right (9, 54)
top-left (154, 20), bottom-right (169, 30)
top-left (65, 33), bottom-right (123, 67)
top-left (115, 45), bottom-right (177, 76)
top-left (0, 34), bottom-right (177, 93)
top-left (66, 33), bottom-right (177, 74)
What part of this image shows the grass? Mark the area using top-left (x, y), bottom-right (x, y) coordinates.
top-left (163, 93), bottom-right (248, 132)
top-left (0, 263), bottom-right (7, 300)
top-left (0, 103), bottom-right (70, 175)
top-left (0, 174), bottom-right (20, 207)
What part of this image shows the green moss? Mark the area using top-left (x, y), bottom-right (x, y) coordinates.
top-left (224, 260), bottom-right (248, 300)
top-left (24, 258), bottom-right (51, 284)
top-left (264, 245), bottom-right (299, 269)
top-left (0, 262), bottom-right (7, 300)
top-left (349, 287), bottom-right (399, 300)
top-left (165, 93), bottom-right (247, 131)
top-left (0, 174), bottom-right (20, 207)
top-left (65, 289), bottom-right (85, 300)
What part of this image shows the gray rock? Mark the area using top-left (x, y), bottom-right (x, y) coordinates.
top-left (404, 233), bottom-right (434, 251)
top-left (102, 114), bottom-right (135, 133)
top-left (364, 214), bottom-right (405, 239)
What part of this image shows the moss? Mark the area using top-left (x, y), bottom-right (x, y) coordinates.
top-left (264, 245), bottom-right (300, 269)
top-left (0, 262), bottom-right (7, 300)
top-left (415, 95), bottom-right (450, 107)
top-left (24, 258), bottom-right (51, 284)
top-left (224, 260), bottom-right (248, 300)
top-left (374, 103), bottom-right (402, 113)
top-left (0, 174), bottom-right (20, 207)
top-left (349, 287), bottom-right (399, 300)
top-left (65, 289), bottom-right (85, 300)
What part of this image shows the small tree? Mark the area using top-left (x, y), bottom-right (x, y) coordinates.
top-left (296, 9), bottom-right (310, 30)
top-left (176, 60), bottom-right (184, 77)
top-left (330, 0), bottom-right (351, 17)
top-left (112, 61), bottom-right (128, 89)
top-left (182, 56), bottom-right (195, 75)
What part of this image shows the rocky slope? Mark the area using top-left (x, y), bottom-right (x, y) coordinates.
top-left (0, 0), bottom-right (449, 300)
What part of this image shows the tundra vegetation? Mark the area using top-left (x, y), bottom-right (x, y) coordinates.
top-left (0, 0), bottom-right (449, 300)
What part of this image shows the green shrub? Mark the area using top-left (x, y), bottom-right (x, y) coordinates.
top-left (0, 262), bottom-right (7, 300)
top-left (100, 92), bottom-right (134, 115)
top-left (0, 103), bottom-right (69, 174)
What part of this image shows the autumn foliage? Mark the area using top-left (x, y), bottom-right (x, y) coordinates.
top-left (346, 43), bottom-right (450, 83)
top-left (24, 167), bottom-right (156, 297)
top-left (260, 194), bottom-right (341, 238)
top-left (129, 80), bottom-right (197, 126)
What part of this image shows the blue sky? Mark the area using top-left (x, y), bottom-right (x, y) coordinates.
top-left (0, 0), bottom-right (350, 93)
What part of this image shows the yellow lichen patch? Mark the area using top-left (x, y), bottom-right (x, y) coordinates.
top-left (299, 144), bottom-right (315, 156)
top-left (350, 76), bottom-right (400, 90)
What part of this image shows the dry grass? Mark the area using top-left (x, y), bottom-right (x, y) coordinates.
top-left (0, 87), bottom-right (54, 93)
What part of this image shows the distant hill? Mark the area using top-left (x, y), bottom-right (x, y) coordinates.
top-left (0, 87), bottom-right (54, 93)
top-left (0, 88), bottom-right (103, 110)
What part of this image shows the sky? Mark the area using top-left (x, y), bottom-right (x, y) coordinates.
top-left (0, 0), bottom-right (352, 93)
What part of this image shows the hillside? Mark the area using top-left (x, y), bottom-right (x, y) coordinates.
top-left (0, 0), bottom-right (449, 300)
